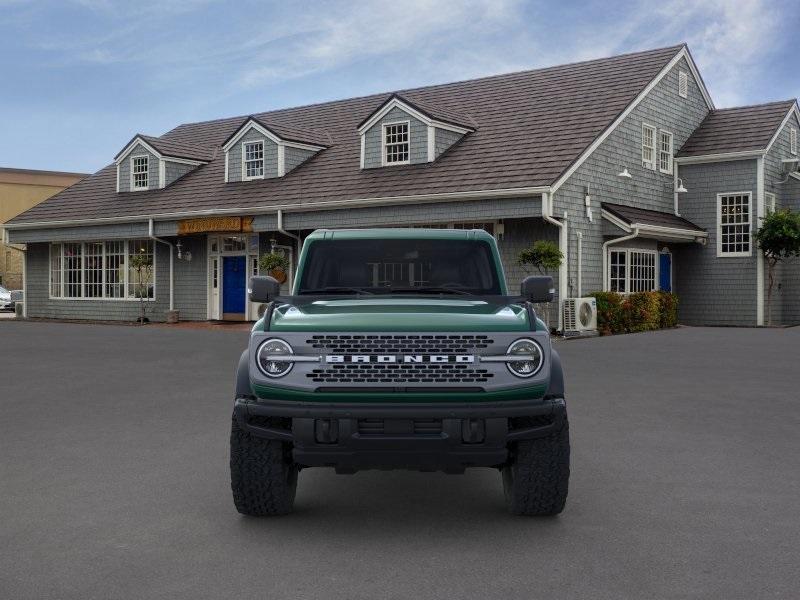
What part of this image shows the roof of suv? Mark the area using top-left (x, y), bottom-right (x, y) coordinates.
top-left (307, 228), bottom-right (497, 241)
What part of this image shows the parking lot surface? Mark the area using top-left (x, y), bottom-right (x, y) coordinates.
top-left (1, 321), bottom-right (798, 599)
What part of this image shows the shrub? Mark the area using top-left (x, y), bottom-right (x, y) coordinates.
top-left (626, 292), bottom-right (660, 332)
top-left (657, 291), bottom-right (679, 328)
top-left (588, 290), bottom-right (678, 335)
top-left (518, 240), bottom-right (563, 274)
top-left (590, 291), bottom-right (624, 335)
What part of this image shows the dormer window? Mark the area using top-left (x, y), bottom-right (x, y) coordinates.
top-left (243, 141), bottom-right (265, 179)
top-left (132, 156), bottom-right (149, 190)
top-left (383, 122), bottom-right (410, 165)
top-left (357, 94), bottom-right (474, 169)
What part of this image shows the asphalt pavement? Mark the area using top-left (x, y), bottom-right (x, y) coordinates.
top-left (1, 321), bottom-right (798, 599)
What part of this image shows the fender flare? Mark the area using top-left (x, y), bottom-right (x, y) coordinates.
top-left (235, 349), bottom-right (253, 398)
top-left (545, 347), bottom-right (565, 399)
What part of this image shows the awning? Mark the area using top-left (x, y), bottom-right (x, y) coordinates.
top-left (601, 203), bottom-right (708, 243)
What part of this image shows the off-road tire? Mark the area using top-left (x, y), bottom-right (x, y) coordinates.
top-left (502, 414), bottom-right (570, 516)
top-left (230, 415), bottom-right (298, 516)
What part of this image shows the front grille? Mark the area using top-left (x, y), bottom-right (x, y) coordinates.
top-left (306, 334), bottom-right (494, 354)
top-left (305, 334), bottom-right (495, 385)
top-left (357, 418), bottom-right (443, 435)
top-left (308, 363), bottom-right (493, 384)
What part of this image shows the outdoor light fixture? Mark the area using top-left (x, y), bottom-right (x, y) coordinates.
top-left (175, 240), bottom-right (192, 262)
top-left (675, 178), bottom-right (688, 193)
top-left (617, 166), bottom-right (632, 179)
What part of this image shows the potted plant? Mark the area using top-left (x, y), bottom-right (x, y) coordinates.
top-left (129, 251), bottom-right (153, 324)
top-left (259, 252), bottom-right (291, 284)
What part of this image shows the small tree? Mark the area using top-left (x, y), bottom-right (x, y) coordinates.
top-left (129, 252), bottom-right (153, 324)
top-left (518, 240), bottom-right (563, 275)
top-left (755, 208), bottom-right (800, 326)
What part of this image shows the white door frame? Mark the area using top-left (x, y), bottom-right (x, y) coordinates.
top-left (206, 233), bottom-right (260, 320)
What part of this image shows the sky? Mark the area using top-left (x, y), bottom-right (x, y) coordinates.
top-left (1, 0), bottom-right (798, 173)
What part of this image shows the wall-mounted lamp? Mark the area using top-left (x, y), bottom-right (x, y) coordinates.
top-left (584, 184), bottom-right (593, 222)
top-left (675, 178), bottom-right (688, 193)
top-left (617, 166), bottom-right (632, 179)
top-left (175, 240), bottom-right (192, 262)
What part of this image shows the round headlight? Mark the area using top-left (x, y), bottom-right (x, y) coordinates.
top-left (257, 338), bottom-right (294, 378)
top-left (506, 338), bottom-right (544, 378)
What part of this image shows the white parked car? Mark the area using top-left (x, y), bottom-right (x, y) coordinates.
top-left (0, 285), bottom-right (12, 311)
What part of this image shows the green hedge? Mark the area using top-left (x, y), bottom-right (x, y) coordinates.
top-left (588, 291), bottom-right (678, 335)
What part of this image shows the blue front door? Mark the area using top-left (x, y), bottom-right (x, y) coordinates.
top-left (223, 256), bottom-right (246, 314)
top-left (659, 253), bottom-right (672, 292)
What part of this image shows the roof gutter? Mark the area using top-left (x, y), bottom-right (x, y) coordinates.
top-left (148, 218), bottom-right (174, 312)
top-left (5, 185), bottom-right (552, 231)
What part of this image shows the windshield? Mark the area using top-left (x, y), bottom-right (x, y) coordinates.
top-left (297, 238), bottom-right (502, 295)
top-left (0, 285), bottom-right (8, 295)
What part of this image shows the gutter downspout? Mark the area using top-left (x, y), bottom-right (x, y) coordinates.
top-left (673, 164), bottom-right (681, 216)
top-left (576, 231), bottom-right (583, 298)
top-left (277, 209), bottom-right (302, 280)
top-left (148, 218), bottom-right (174, 311)
top-left (542, 192), bottom-right (567, 332)
top-left (602, 228), bottom-right (640, 291)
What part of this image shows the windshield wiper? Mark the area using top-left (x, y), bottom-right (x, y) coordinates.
top-left (388, 286), bottom-right (474, 296)
top-left (298, 286), bottom-right (375, 295)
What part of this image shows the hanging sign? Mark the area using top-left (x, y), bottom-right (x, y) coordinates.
top-left (177, 216), bottom-right (254, 235)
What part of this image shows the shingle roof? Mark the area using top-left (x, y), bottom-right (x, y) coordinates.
top-left (11, 45), bottom-right (686, 225)
top-left (602, 202), bottom-right (705, 232)
top-left (114, 134), bottom-right (216, 162)
top-left (221, 117), bottom-right (331, 149)
top-left (677, 100), bottom-right (796, 157)
top-left (356, 93), bottom-right (476, 130)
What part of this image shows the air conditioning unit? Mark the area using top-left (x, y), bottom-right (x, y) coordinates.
top-left (563, 297), bottom-right (598, 336)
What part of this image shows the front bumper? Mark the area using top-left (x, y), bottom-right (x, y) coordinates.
top-left (233, 396), bottom-right (566, 473)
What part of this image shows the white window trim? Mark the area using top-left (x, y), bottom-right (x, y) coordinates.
top-left (642, 123), bottom-right (656, 170)
top-left (765, 192), bottom-right (776, 213)
top-left (605, 247), bottom-right (660, 294)
top-left (241, 140), bottom-right (266, 181)
top-left (130, 155), bottom-right (150, 191)
top-left (659, 130), bottom-right (674, 175)
top-left (790, 127), bottom-right (797, 155)
top-left (48, 240), bottom-right (157, 301)
top-left (678, 70), bottom-right (688, 99)
top-left (716, 191), bottom-right (753, 258)
top-left (381, 120), bottom-right (411, 167)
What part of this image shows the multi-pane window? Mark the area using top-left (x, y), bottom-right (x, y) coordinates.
top-left (609, 251), bottom-right (627, 293)
top-left (49, 240), bottom-right (154, 299)
top-left (105, 240), bottom-right (126, 298)
top-left (63, 243), bottom-right (83, 298)
top-left (629, 251), bottom-right (657, 292)
top-left (608, 249), bottom-right (657, 293)
top-left (132, 156), bottom-right (149, 189)
top-left (84, 242), bottom-right (104, 298)
top-left (718, 193), bottom-right (751, 256)
top-left (642, 124), bottom-right (656, 169)
top-left (790, 127), bottom-right (797, 155)
top-left (128, 239), bottom-right (154, 299)
top-left (243, 141), bottom-right (264, 178)
top-left (384, 122), bottom-right (410, 165)
top-left (678, 70), bottom-right (688, 98)
top-left (659, 131), bottom-right (674, 174)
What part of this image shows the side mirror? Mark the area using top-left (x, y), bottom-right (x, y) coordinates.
top-left (521, 276), bottom-right (555, 303)
top-left (248, 276), bottom-right (281, 303)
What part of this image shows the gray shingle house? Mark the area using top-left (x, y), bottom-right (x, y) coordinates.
top-left (6, 44), bottom-right (800, 328)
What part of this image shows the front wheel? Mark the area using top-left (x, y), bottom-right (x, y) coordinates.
top-left (230, 415), bottom-right (298, 516)
top-left (502, 415), bottom-right (570, 516)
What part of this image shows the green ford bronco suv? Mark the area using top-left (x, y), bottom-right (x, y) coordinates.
top-left (231, 228), bottom-right (569, 516)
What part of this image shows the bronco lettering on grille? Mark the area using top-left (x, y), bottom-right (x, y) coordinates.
top-left (325, 354), bottom-right (475, 364)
